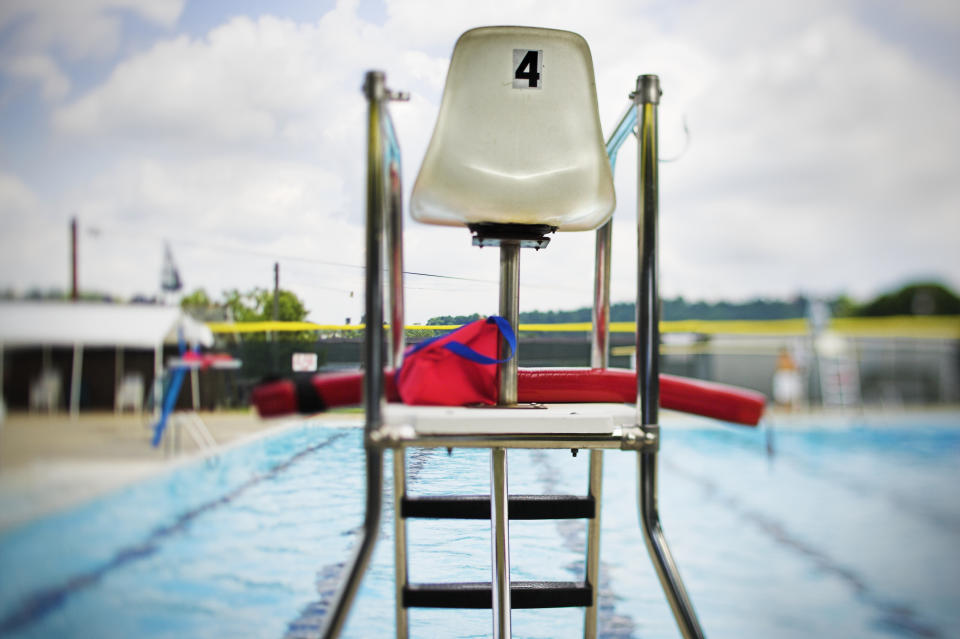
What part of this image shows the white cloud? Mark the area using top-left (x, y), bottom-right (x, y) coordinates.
top-left (57, 154), bottom-right (370, 318)
top-left (0, 0), bottom-right (184, 60)
top-left (53, 8), bottom-right (440, 146)
top-left (0, 0), bottom-right (184, 102)
top-left (892, 0), bottom-right (960, 30)
top-left (75, 155), bottom-right (347, 235)
top-left (0, 172), bottom-right (66, 294)
top-left (1, 54), bottom-right (70, 100)
top-left (3, 0), bottom-right (959, 321)
top-left (650, 11), bottom-right (960, 301)
top-left (0, 172), bottom-right (40, 215)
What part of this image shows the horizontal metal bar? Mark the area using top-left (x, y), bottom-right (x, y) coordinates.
top-left (369, 424), bottom-right (652, 451)
top-left (403, 582), bottom-right (592, 609)
top-left (401, 495), bottom-right (595, 520)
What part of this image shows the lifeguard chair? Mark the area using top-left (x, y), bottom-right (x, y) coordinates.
top-left (325, 26), bottom-right (706, 639)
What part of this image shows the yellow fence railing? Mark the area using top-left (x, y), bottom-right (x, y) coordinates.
top-left (207, 316), bottom-right (960, 340)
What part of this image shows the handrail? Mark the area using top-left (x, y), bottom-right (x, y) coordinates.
top-left (320, 70), bottom-right (406, 639)
top-left (592, 99), bottom-right (637, 370)
top-left (156, 410), bottom-right (219, 463)
top-left (634, 74), bottom-right (705, 639)
top-left (382, 99), bottom-right (407, 370)
top-left (606, 102), bottom-right (639, 173)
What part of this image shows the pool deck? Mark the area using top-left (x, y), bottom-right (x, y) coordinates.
top-left (0, 410), bottom-right (361, 532)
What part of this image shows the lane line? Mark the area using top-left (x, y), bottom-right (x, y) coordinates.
top-left (666, 459), bottom-right (945, 639)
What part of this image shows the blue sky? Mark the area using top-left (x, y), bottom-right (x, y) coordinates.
top-left (1, 0), bottom-right (958, 323)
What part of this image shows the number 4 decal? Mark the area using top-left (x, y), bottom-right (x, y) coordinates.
top-left (513, 49), bottom-right (542, 89)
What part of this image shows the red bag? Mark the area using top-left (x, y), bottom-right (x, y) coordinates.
top-left (396, 316), bottom-right (516, 406)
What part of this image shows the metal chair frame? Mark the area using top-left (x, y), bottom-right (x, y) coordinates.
top-left (320, 69), bottom-right (705, 639)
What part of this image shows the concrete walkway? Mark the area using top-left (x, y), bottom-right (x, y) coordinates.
top-left (0, 410), bottom-right (337, 532)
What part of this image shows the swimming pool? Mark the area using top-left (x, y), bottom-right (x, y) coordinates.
top-left (1, 412), bottom-right (958, 638)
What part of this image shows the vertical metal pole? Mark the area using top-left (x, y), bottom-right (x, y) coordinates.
top-left (634, 74), bottom-right (705, 639)
top-left (393, 449), bottom-right (409, 639)
top-left (387, 131), bottom-right (408, 636)
top-left (583, 449), bottom-right (604, 638)
top-left (190, 368), bottom-right (200, 411)
top-left (498, 244), bottom-right (520, 406)
top-left (153, 343), bottom-right (162, 421)
top-left (70, 217), bottom-right (78, 301)
top-left (636, 76), bottom-right (660, 432)
top-left (586, 211), bottom-right (611, 639)
top-left (270, 262), bottom-right (279, 345)
top-left (494, 242), bottom-right (518, 635)
top-left (273, 262), bottom-right (280, 321)
top-left (490, 447), bottom-right (512, 639)
top-left (387, 162), bottom-right (406, 370)
top-left (114, 347), bottom-right (123, 413)
top-left (70, 343), bottom-right (82, 420)
top-left (321, 70), bottom-right (388, 639)
top-left (591, 222), bottom-right (612, 370)
top-left (0, 342), bottom-right (5, 416)
top-left (41, 346), bottom-right (52, 414)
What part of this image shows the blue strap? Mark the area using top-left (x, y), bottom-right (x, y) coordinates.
top-left (443, 316), bottom-right (516, 364)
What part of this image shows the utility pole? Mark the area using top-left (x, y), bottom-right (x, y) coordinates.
top-left (70, 217), bottom-right (78, 301)
top-left (271, 262), bottom-right (279, 371)
top-left (273, 262), bottom-right (280, 322)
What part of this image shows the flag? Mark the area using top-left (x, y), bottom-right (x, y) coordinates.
top-left (161, 242), bottom-right (182, 292)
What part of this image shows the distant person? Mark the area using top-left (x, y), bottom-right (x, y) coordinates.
top-left (773, 347), bottom-right (801, 410)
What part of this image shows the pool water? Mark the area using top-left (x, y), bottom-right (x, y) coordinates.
top-left (1, 413), bottom-right (959, 638)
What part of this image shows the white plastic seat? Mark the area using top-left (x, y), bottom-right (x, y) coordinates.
top-left (411, 26), bottom-right (615, 232)
top-left (29, 369), bottom-right (61, 413)
top-left (115, 372), bottom-right (145, 414)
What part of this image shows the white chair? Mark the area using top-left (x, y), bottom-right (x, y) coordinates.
top-left (29, 369), bottom-right (61, 413)
top-left (115, 372), bottom-right (145, 414)
top-left (411, 26), bottom-right (615, 233)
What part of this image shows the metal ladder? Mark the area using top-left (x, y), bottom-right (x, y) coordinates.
top-left (319, 70), bottom-right (705, 639)
top-left (392, 448), bottom-right (605, 637)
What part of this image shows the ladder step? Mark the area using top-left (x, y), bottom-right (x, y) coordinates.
top-left (404, 581), bottom-right (592, 609)
top-left (401, 495), bottom-right (594, 520)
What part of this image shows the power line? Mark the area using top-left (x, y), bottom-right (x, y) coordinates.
top-left (169, 236), bottom-right (585, 292)
top-left (84, 223), bottom-right (590, 294)
top-left (169, 236), bottom-right (496, 283)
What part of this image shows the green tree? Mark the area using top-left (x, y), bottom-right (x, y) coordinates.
top-left (180, 287), bottom-right (312, 340)
top-left (830, 295), bottom-right (858, 318)
top-left (426, 312), bottom-right (481, 326)
top-left (180, 288), bottom-right (214, 310)
top-left (222, 287), bottom-right (309, 322)
top-left (852, 282), bottom-right (960, 316)
top-left (220, 287), bottom-right (311, 342)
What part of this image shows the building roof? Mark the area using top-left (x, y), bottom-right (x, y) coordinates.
top-left (0, 301), bottom-right (213, 349)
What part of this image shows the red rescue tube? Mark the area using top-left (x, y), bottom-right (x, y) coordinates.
top-left (251, 371), bottom-right (400, 417)
top-left (516, 368), bottom-right (766, 426)
top-left (252, 367), bottom-right (765, 426)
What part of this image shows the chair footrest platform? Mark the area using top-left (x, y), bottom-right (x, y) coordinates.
top-left (401, 494), bottom-right (594, 520)
top-left (403, 581), bottom-right (592, 609)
